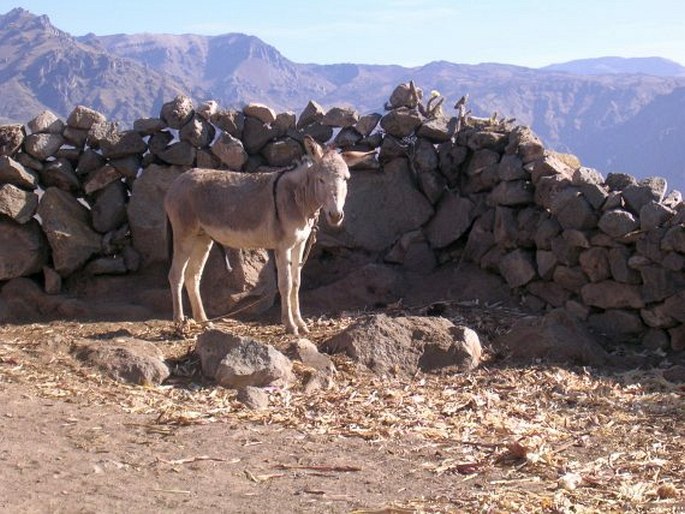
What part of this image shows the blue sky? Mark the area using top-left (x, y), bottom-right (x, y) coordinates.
top-left (2, 0), bottom-right (684, 68)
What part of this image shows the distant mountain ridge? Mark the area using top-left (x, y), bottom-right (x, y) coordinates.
top-left (1, 7), bottom-right (684, 191)
top-left (543, 56), bottom-right (685, 77)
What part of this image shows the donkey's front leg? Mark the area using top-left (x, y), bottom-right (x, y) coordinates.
top-left (275, 248), bottom-right (298, 335)
top-left (289, 239), bottom-right (309, 334)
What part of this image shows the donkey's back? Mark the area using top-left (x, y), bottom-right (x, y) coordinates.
top-left (165, 168), bottom-right (279, 249)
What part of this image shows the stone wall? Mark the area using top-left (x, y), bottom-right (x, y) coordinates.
top-left (0, 82), bottom-right (683, 352)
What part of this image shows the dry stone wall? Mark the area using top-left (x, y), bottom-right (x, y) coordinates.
top-left (0, 82), bottom-right (684, 352)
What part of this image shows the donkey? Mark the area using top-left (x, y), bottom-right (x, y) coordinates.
top-left (164, 136), bottom-right (370, 335)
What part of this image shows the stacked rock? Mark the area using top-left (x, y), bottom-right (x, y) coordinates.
top-left (0, 83), bottom-right (683, 352)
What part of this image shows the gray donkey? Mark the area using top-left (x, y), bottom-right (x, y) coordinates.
top-left (164, 136), bottom-right (371, 334)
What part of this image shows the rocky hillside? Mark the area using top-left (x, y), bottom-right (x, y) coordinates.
top-left (0, 8), bottom-right (184, 125)
top-left (1, 8), bottom-right (684, 189)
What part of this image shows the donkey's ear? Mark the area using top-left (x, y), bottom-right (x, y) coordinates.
top-left (303, 135), bottom-right (325, 162)
top-left (340, 150), bottom-right (375, 168)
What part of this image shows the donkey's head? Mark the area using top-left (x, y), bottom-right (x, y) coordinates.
top-left (303, 136), bottom-right (372, 227)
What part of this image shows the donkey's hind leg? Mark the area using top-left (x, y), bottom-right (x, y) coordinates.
top-left (184, 235), bottom-right (214, 322)
top-left (169, 234), bottom-right (193, 324)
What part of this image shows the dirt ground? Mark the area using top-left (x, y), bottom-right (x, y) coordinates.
top-left (1, 303), bottom-right (684, 514)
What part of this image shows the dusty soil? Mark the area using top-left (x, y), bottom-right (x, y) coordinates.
top-left (1, 305), bottom-right (684, 514)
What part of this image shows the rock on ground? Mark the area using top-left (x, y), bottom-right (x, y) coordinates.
top-left (73, 338), bottom-right (170, 385)
top-left (196, 329), bottom-right (294, 388)
top-left (321, 314), bottom-right (482, 376)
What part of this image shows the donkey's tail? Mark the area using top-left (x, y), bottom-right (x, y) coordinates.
top-left (165, 216), bottom-right (173, 263)
top-left (216, 243), bottom-right (233, 273)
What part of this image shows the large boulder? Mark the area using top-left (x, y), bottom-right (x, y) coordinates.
top-left (37, 188), bottom-right (102, 276)
top-left (73, 338), bottom-right (170, 385)
top-left (196, 330), bottom-right (294, 388)
top-left (127, 164), bottom-right (186, 265)
top-left (0, 218), bottom-right (47, 280)
top-left (321, 314), bottom-right (481, 376)
top-left (325, 160), bottom-right (434, 252)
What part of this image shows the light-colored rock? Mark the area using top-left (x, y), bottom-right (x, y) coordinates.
top-left (67, 105), bottom-right (106, 130)
top-left (322, 106), bottom-right (358, 128)
top-left (196, 330), bottom-right (294, 388)
top-left (380, 107), bottom-right (422, 138)
top-left (322, 314), bottom-right (481, 376)
top-left (211, 132), bottom-right (248, 169)
top-left (0, 184), bottom-right (38, 224)
top-left (24, 133), bottom-right (64, 160)
top-left (243, 103), bottom-right (277, 125)
top-left (598, 209), bottom-right (639, 238)
top-left (160, 95), bottom-right (194, 129)
top-left (0, 155), bottom-right (38, 190)
top-left (0, 124), bottom-right (25, 156)
top-left (27, 110), bottom-right (64, 134)
top-left (74, 338), bottom-right (169, 385)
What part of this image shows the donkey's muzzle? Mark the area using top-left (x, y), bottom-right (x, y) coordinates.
top-left (326, 210), bottom-right (345, 226)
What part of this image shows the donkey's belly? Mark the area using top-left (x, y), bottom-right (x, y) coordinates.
top-left (204, 224), bottom-right (311, 251)
top-left (205, 225), bottom-right (277, 249)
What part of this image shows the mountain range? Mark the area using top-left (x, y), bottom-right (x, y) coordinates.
top-left (1, 7), bottom-right (684, 191)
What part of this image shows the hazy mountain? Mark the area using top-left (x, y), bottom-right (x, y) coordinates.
top-left (1, 8), bottom-right (684, 190)
top-left (89, 32), bottom-right (340, 110)
top-left (0, 8), bottom-right (184, 125)
top-left (543, 56), bottom-right (685, 77)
